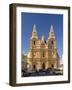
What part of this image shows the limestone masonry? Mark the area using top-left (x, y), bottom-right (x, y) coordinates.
top-left (27, 24), bottom-right (59, 72)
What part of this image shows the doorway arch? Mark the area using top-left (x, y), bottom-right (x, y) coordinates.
top-left (33, 64), bottom-right (36, 71)
top-left (51, 64), bottom-right (54, 68)
top-left (42, 63), bottom-right (45, 70)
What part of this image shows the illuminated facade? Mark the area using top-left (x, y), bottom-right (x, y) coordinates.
top-left (27, 24), bottom-right (59, 72)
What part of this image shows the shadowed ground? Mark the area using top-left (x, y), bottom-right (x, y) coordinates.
top-left (22, 68), bottom-right (63, 77)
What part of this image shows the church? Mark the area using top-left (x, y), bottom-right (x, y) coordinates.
top-left (27, 24), bottom-right (59, 72)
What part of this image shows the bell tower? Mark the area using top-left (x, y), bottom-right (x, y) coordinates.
top-left (48, 25), bottom-right (59, 69)
top-left (30, 24), bottom-right (38, 49)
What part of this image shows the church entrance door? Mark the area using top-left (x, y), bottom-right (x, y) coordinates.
top-left (42, 63), bottom-right (45, 70)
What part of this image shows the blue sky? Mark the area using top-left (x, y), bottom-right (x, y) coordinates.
top-left (21, 12), bottom-right (63, 58)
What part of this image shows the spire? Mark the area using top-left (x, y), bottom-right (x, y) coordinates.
top-left (31, 24), bottom-right (38, 39)
top-left (41, 35), bottom-right (46, 47)
top-left (49, 25), bottom-right (55, 39)
top-left (50, 25), bottom-right (54, 33)
top-left (41, 35), bottom-right (47, 44)
top-left (33, 24), bottom-right (37, 33)
top-left (41, 35), bottom-right (45, 41)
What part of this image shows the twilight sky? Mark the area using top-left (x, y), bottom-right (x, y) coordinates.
top-left (21, 12), bottom-right (63, 58)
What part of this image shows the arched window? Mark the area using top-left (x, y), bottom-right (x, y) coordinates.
top-left (33, 65), bottom-right (36, 70)
top-left (51, 64), bottom-right (54, 68)
top-left (51, 41), bottom-right (53, 44)
top-left (43, 52), bottom-right (45, 57)
top-left (34, 41), bottom-right (35, 45)
top-left (42, 63), bottom-right (45, 69)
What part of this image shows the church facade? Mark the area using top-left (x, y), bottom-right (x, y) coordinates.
top-left (27, 24), bottom-right (59, 72)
